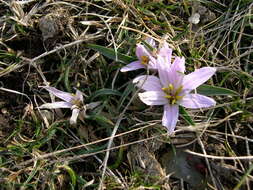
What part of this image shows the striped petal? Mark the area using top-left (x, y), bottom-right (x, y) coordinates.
top-left (167, 56), bottom-right (185, 89)
top-left (41, 86), bottom-right (74, 102)
top-left (162, 104), bottom-right (179, 134)
top-left (157, 55), bottom-right (171, 87)
top-left (145, 37), bottom-right (157, 49)
top-left (39, 101), bottom-right (72, 109)
top-left (179, 94), bottom-right (216, 109)
top-left (158, 42), bottom-right (173, 65)
top-left (182, 67), bottom-right (216, 91)
top-left (120, 61), bottom-right (144, 72)
top-left (75, 89), bottom-right (84, 102)
top-left (70, 108), bottom-right (80, 125)
top-left (136, 44), bottom-right (153, 59)
top-left (138, 91), bottom-right (167, 105)
top-left (133, 75), bottom-right (162, 91)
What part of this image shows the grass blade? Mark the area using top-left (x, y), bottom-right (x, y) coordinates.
top-left (179, 106), bottom-right (195, 126)
top-left (85, 44), bottom-right (136, 63)
top-left (197, 84), bottom-right (239, 96)
top-left (89, 88), bottom-right (122, 101)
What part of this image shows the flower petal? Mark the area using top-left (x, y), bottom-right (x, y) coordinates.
top-left (135, 44), bottom-right (157, 70)
top-left (147, 56), bottom-right (157, 70)
top-left (158, 42), bottom-right (173, 65)
top-left (171, 56), bottom-right (185, 74)
top-left (162, 104), bottom-right (179, 134)
top-left (157, 55), bottom-right (171, 87)
top-left (39, 101), bottom-right (72, 109)
top-left (145, 37), bottom-right (156, 49)
top-left (138, 91), bottom-right (167, 105)
top-left (136, 44), bottom-right (152, 59)
top-left (182, 67), bottom-right (216, 91)
top-left (133, 75), bottom-right (162, 91)
top-left (86, 101), bottom-right (101, 109)
top-left (168, 56), bottom-right (185, 89)
top-left (70, 108), bottom-right (80, 125)
top-left (179, 94), bottom-right (216, 109)
top-left (120, 61), bottom-right (144, 72)
top-left (41, 86), bottom-right (74, 102)
top-left (75, 89), bottom-right (84, 102)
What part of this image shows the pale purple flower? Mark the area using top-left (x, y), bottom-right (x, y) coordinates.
top-left (120, 39), bottom-right (172, 72)
top-left (133, 56), bottom-right (216, 134)
top-left (39, 86), bottom-right (99, 125)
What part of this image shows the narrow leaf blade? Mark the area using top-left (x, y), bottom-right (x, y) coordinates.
top-left (179, 106), bottom-right (195, 126)
top-left (197, 84), bottom-right (239, 96)
top-left (85, 44), bottom-right (136, 63)
top-left (89, 88), bottom-right (122, 101)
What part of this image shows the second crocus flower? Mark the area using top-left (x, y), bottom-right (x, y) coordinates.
top-left (39, 86), bottom-right (99, 125)
top-left (120, 38), bottom-right (172, 72)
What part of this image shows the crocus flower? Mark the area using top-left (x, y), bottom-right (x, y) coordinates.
top-left (133, 56), bottom-right (216, 133)
top-left (39, 86), bottom-right (99, 125)
top-left (120, 38), bottom-right (172, 72)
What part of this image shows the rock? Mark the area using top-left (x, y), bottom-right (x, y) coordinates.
top-left (39, 14), bottom-right (60, 41)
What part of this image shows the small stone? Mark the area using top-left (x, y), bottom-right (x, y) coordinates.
top-left (1, 108), bottom-right (8, 114)
top-left (39, 15), bottom-right (60, 41)
top-left (188, 13), bottom-right (200, 25)
top-left (127, 143), bottom-right (166, 182)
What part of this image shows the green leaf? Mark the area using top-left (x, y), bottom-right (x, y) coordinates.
top-left (89, 88), bottom-right (122, 101)
top-left (233, 163), bottom-right (253, 190)
top-left (85, 44), bottom-right (136, 63)
top-left (32, 129), bottom-right (56, 149)
top-left (172, 26), bottom-right (189, 41)
top-left (179, 106), bottom-right (195, 126)
top-left (85, 114), bottom-right (114, 127)
top-left (64, 65), bottom-right (72, 93)
top-left (22, 165), bottom-right (39, 187)
top-left (109, 145), bottom-right (124, 169)
top-left (197, 84), bottom-right (239, 96)
top-left (117, 82), bottom-right (135, 111)
top-left (60, 165), bottom-right (77, 187)
top-left (76, 143), bottom-right (108, 155)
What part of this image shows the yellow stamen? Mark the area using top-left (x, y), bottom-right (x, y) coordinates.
top-left (168, 84), bottom-right (174, 91)
top-left (141, 56), bottom-right (149, 65)
top-left (175, 85), bottom-right (183, 96)
top-left (175, 95), bottom-right (183, 100)
top-left (164, 95), bottom-right (172, 99)
top-left (71, 99), bottom-right (82, 108)
top-left (162, 84), bottom-right (184, 105)
top-left (171, 99), bottom-right (176, 105)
